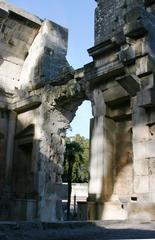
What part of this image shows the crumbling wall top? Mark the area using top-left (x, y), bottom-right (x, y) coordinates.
top-left (0, 0), bottom-right (70, 92)
top-left (95, 0), bottom-right (144, 45)
top-left (0, 0), bottom-right (42, 26)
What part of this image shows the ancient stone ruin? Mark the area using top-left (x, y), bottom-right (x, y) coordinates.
top-left (0, 0), bottom-right (155, 222)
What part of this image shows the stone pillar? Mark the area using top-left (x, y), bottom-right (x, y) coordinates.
top-left (88, 88), bottom-right (115, 220)
top-left (89, 116), bottom-right (105, 200)
top-left (5, 111), bottom-right (17, 187)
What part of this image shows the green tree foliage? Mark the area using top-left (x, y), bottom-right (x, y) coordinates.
top-left (62, 135), bottom-right (89, 219)
top-left (63, 139), bottom-right (84, 219)
top-left (62, 134), bottom-right (89, 183)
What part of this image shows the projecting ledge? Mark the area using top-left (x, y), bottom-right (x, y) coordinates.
top-left (11, 95), bottom-right (41, 113)
top-left (85, 61), bottom-right (125, 88)
top-left (116, 75), bottom-right (140, 97)
top-left (124, 21), bottom-right (147, 39)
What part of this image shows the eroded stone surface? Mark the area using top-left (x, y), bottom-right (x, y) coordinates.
top-left (1, 0), bottom-right (155, 222)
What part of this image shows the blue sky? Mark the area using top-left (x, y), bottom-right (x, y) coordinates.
top-left (67, 101), bottom-right (92, 139)
top-left (8, 0), bottom-right (95, 138)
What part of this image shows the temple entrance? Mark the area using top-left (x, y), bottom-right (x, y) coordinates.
top-left (63, 100), bottom-right (92, 220)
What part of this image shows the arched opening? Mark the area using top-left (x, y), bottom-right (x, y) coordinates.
top-left (67, 100), bottom-right (92, 138)
top-left (62, 100), bottom-right (92, 220)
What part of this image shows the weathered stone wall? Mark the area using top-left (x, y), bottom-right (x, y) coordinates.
top-left (0, 1), bottom-right (88, 222)
top-left (87, 0), bottom-right (155, 221)
top-left (20, 20), bottom-right (70, 89)
top-left (0, 1), bottom-right (41, 91)
top-left (0, 0), bottom-right (70, 92)
top-left (2, 0), bottom-right (155, 223)
top-left (95, 0), bottom-right (143, 45)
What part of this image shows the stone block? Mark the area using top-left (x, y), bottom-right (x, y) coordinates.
top-left (132, 38), bottom-right (148, 58)
top-left (114, 165), bottom-right (133, 196)
top-left (119, 46), bottom-right (135, 65)
top-left (88, 39), bottom-right (119, 58)
top-left (146, 140), bottom-right (155, 158)
top-left (136, 56), bottom-right (151, 77)
top-left (149, 174), bottom-right (155, 192)
top-left (103, 84), bottom-right (128, 104)
top-left (107, 103), bottom-right (131, 121)
top-left (101, 202), bottom-right (127, 220)
top-left (140, 74), bottom-right (154, 89)
top-left (148, 158), bottom-right (155, 174)
top-left (20, 20), bottom-right (70, 89)
top-left (134, 175), bottom-right (149, 194)
top-left (132, 98), bottom-right (147, 124)
top-left (125, 6), bottom-right (144, 23)
top-left (26, 200), bottom-right (37, 220)
top-left (134, 158), bottom-right (149, 175)
top-left (133, 142), bottom-right (146, 160)
top-left (124, 21), bottom-right (146, 39)
top-left (150, 193), bottom-right (155, 201)
top-left (137, 88), bottom-right (155, 107)
top-left (128, 202), bottom-right (155, 221)
top-left (12, 95), bottom-right (41, 113)
top-left (133, 124), bottom-right (149, 141)
top-left (137, 193), bottom-right (151, 202)
top-left (116, 74), bottom-right (140, 97)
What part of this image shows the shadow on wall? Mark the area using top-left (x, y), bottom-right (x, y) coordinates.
top-left (0, 74), bottom-right (90, 222)
top-left (88, 106), bottom-right (134, 220)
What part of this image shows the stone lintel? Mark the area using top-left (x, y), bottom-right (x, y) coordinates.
top-left (85, 61), bottom-right (125, 88)
top-left (11, 95), bottom-right (41, 113)
top-left (9, 10), bottom-right (41, 29)
top-left (0, 1), bottom-right (42, 26)
top-left (124, 21), bottom-right (147, 39)
top-left (108, 113), bottom-right (131, 122)
top-left (106, 96), bottom-right (130, 108)
top-left (116, 75), bottom-right (140, 97)
top-left (88, 39), bottom-right (119, 58)
top-left (106, 104), bottom-right (131, 121)
top-left (88, 31), bottom-right (126, 58)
